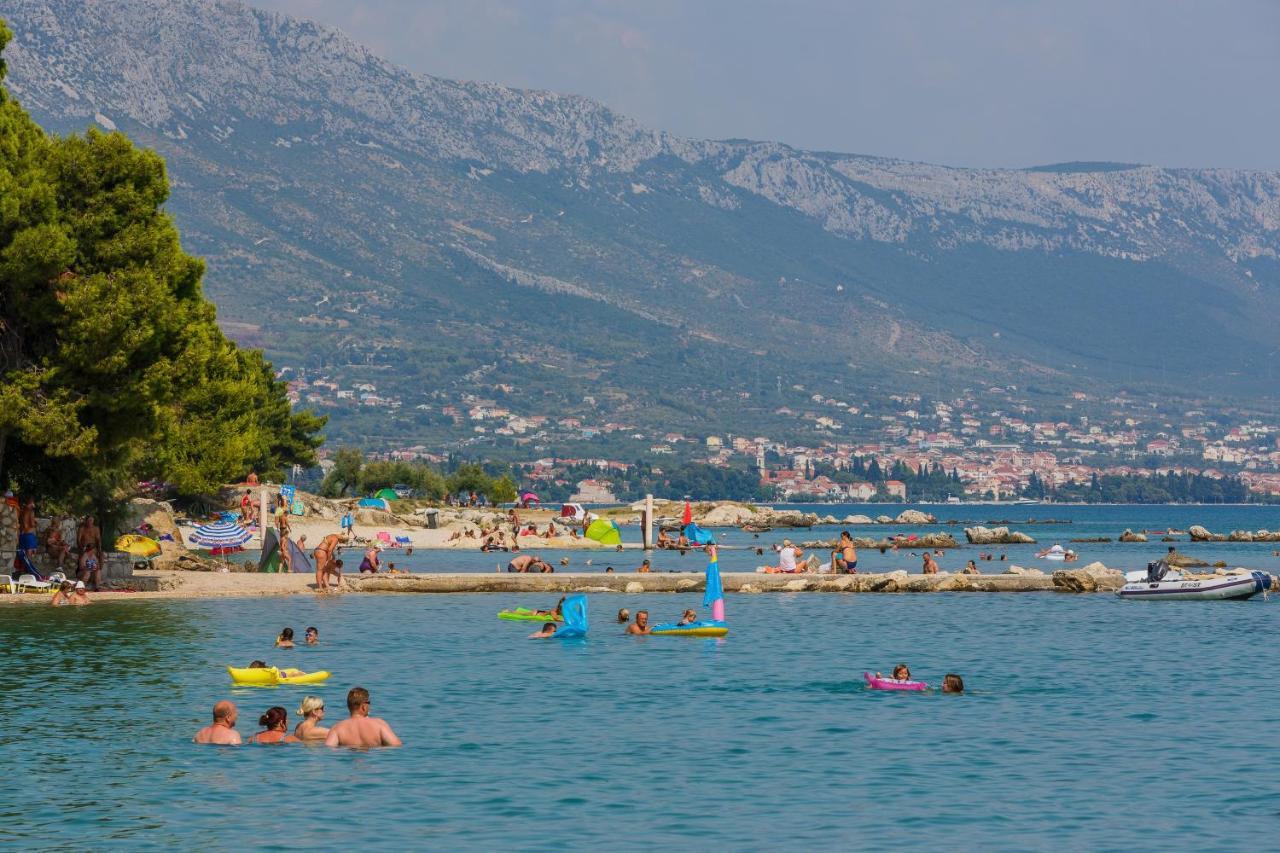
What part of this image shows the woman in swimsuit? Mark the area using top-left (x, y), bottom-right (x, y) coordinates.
top-left (294, 696), bottom-right (329, 742)
top-left (252, 707), bottom-right (301, 744)
top-left (313, 533), bottom-right (342, 593)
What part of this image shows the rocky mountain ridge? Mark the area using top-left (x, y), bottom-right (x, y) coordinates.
top-left (3, 0), bottom-right (1278, 446)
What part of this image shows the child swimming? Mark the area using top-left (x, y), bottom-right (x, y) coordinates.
top-left (874, 664), bottom-right (912, 682)
top-left (942, 673), bottom-right (964, 693)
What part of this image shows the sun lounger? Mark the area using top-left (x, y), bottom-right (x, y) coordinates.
top-left (16, 574), bottom-right (52, 593)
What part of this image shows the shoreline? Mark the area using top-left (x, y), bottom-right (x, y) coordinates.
top-left (0, 565), bottom-right (1177, 602)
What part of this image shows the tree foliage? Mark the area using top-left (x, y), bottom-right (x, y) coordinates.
top-left (0, 22), bottom-right (324, 519)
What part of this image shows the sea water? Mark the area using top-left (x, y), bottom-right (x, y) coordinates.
top-left (3, 591), bottom-right (1278, 849)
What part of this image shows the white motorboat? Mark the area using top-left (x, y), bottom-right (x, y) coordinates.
top-left (1118, 564), bottom-right (1272, 601)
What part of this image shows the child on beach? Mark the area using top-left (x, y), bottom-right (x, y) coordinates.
top-left (276, 628), bottom-right (295, 648)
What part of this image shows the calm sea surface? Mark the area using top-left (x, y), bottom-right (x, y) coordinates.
top-left (321, 503), bottom-right (1280, 575)
top-left (4, 588), bottom-right (1278, 849)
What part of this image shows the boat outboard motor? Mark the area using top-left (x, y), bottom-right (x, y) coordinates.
top-left (1146, 559), bottom-right (1170, 583)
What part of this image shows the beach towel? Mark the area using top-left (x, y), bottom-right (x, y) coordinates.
top-left (13, 550), bottom-right (45, 581)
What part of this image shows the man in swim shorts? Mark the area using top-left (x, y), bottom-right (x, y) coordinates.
top-left (193, 700), bottom-right (243, 745)
top-left (507, 554), bottom-right (550, 573)
top-left (831, 530), bottom-right (858, 574)
top-left (77, 515), bottom-right (103, 590)
top-left (324, 687), bottom-right (402, 748)
top-left (18, 497), bottom-right (38, 559)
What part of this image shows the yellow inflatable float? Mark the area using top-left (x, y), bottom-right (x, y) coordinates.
top-left (227, 666), bottom-right (331, 686)
top-left (115, 534), bottom-right (161, 559)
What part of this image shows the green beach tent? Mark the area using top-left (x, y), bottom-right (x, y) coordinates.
top-left (374, 488), bottom-right (399, 501)
top-left (584, 518), bottom-right (622, 546)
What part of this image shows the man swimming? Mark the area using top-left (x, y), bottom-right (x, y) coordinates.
top-left (528, 622), bottom-right (560, 639)
top-left (193, 700), bottom-right (243, 745)
top-left (324, 687), bottom-right (402, 748)
top-left (625, 610), bottom-right (652, 635)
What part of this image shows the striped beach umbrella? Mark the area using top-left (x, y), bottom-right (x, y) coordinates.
top-left (187, 520), bottom-right (252, 550)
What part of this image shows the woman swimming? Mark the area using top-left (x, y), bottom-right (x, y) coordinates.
top-left (251, 706), bottom-right (301, 744)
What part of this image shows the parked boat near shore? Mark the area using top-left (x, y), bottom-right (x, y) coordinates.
top-left (1118, 567), bottom-right (1272, 601)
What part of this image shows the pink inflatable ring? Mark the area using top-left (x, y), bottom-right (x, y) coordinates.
top-left (864, 672), bottom-right (928, 692)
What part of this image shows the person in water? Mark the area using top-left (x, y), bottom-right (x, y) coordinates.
top-left (359, 543), bottom-right (382, 574)
top-left (324, 687), bottom-right (402, 748)
top-left (616, 608), bottom-right (630, 624)
top-left (194, 700), bottom-right (243, 745)
top-left (625, 610), bottom-right (652, 635)
top-left (248, 660), bottom-right (269, 669)
top-left (305, 626), bottom-right (319, 645)
top-left (637, 559), bottom-right (652, 573)
top-left (71, 580), bottom-right (91, 605)
top-left (677, 609), bottom-right (697, 625)
top-left (528, 622), bottom-right (560, 639)
top-left (875, 664), bottom-right (912, 682)
top-left (921, 553), bottom-right (940, 574)
top-left (276, 628), bottom-right (295, 648)
top-left (962, 560), bottom-right (981, 575)
top-left (50, 581), bottom-right (73, 606)
top-left (942, 674), bottom-right (965, 694)
top-left (294, 696), bottom-right (329, 741)
top-left (252, 706), bottom-right (301, 744)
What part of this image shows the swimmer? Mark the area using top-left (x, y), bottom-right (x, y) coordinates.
top-left (276, 628), bottom-right (295, 648)
top-left (874, 664), bottom-right (912, 682)
top-left (677, 609), bottom-right (697, 625)
top-left (193, 700), bottom-right (243, 745)
top-left (294, 696), bottom-right (329, 741)
top-left (625, 610), bottom-right (652, 635)
top-left (617, 608), bottom-right (630, 624)
top-left (637, 558), bottom-right (652, 573)
top-left (50, 581), bottom-right (73, 606)
top-left (71, 580), bottom-right (91, 605)
top-left (305, 626), bottom-right (319, 645)
top-left (962, 560), bottom-right (980, 575)
top-left (252, 706), bottom-right (301, 744)
top-left (528, 622), bottom-right (560, 639)
top-left (324, 687), bottom-right (402, 748)
top-left (248, 660), bottom-right (269, 669)
top-left (942, 674), bottom-right (965, 694)
top-left (604, 566), bottom-right (614, 573)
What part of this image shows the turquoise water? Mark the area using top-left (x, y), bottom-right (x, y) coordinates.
top-left (5, 591), bottom-right (1279, 849)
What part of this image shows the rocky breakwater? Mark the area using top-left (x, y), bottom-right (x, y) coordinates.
top-left (963, 525), bottom-right (1036, 545)
top-left (347, 570), bottom-right (1060, 595)
top-left (1118, 529), bottom-right (1147, 543)
top-left (1051, 562), bottom-right (1126, 592)
top-left (1188, 525), bottom-right (1280, 543)
top-left (693, 503), bottom-right (936, 529)
top-left (800, 532), bottom-right (959, 550)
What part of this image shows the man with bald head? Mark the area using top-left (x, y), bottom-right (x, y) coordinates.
top-left (193, 700), bottom-right (242, 744)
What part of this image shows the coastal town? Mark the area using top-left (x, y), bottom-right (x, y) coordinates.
top-left (287, 370), bottom-right (1280, 502)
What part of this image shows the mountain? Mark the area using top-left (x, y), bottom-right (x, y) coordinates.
top-left (4, 0), bottom-right (1279, 448)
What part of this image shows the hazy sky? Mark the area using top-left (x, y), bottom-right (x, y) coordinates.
top-left (253, 0), bottom-right (1280, 170)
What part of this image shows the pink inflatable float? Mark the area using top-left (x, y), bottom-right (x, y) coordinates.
top-left (864, 672), bottom-right (928, 692)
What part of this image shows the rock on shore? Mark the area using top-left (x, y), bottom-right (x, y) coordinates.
top-left (963, 525), bottom-right (1036, 545)
top-left (1052, 562), bottom-right (1125, 592)
top-left (1118, 529), bottom-right (1148, 543)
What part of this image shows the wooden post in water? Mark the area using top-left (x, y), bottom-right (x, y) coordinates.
top-left (643, 493), bottom-right (654, 550)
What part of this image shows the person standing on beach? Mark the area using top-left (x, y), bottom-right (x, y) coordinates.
top-left (17, 497), bottom-right (38, 560)
top-left (194, 701), bottom-right (243, 744)
top-left (76, 516), bottom-right (103, 590)
top-left (324, 687), bottom-right (402, 748)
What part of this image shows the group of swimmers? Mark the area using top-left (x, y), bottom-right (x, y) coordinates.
top-left (196, 624), bottom-right (401, 748)
top-left (193, 687), bottom-right (401, 747)
top-left (876, 664), bottom-right (965, 694)
top-left (48, 580), bottom-right (92, 605)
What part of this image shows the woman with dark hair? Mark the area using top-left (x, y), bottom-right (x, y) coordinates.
top-left (251, 707), bottom-right (301, 744)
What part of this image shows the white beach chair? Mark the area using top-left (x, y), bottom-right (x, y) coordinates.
top-left (16, 574), bottom-right (52, 593)
top-left (1, 575), bottom-right (15, 594)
